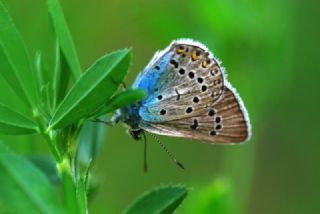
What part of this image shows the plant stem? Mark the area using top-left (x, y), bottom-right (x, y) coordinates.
top-left (33, 108), bottom-right (83, 213)
top-left (76, 177), bottom-right (88, 214)
top-left (32, 108), bottom-right (62, 162)
top-left (42, 131), bottom-right (62, 162)
top-left (57, 157), bottom-right (79, 214)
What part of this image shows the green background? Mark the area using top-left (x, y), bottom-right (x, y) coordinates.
top-left (1, 0), bottom-right (319, 213)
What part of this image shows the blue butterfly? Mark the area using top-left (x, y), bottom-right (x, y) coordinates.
top-left (113, 39), bottom-right (251, 144)
top-left (111, 39), bottom-right (251, 169)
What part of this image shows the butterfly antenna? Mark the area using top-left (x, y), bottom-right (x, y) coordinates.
top-left (142, 131), bottom-right (148, 173)
top-left (150, 133), bottom-right (185, 170)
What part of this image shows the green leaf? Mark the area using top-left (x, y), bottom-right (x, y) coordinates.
top-left (0, 103), bottom-right (38, 135)
top-left (49, 49), bottom-right (131, 129)
top-left (34, 51), bottom-right (45, 95)
top-left (182, 179), bottom-right (234, 214)
top-left (0, 2), bottom-right (38, 108)
top-left (52, 38), bottom-right (72, 108)
top-left (47, 0), bottom-right (82, 80)
top-left (34, 52), bottom-right (53, 117)
top-left (39, 84), bottom-right (53, 119)
top-left (89, 89), bottom-right (146, 118)
top-left (0, 142), bottom-right (64, 214)
top-left (125, 185), bottom-right (188, 214)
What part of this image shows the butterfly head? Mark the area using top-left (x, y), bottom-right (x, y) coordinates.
top-left (112, 102), bottom-right (144, 141)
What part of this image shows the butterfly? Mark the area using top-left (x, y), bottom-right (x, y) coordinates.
top-left (112, 39), bottom-right (251, 147)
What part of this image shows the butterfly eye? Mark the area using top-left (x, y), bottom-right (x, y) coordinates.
top-left (191, 49), bottom-right (202, 61)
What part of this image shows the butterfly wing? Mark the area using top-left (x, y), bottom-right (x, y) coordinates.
top-left (137, 39), bottom-right (225, 122)
top-left (139, 86), bottom-right (251, 144)
top-left (136, 39), bottom-right (251, 144)
top-left (132, 48), bottom-right (173, 93)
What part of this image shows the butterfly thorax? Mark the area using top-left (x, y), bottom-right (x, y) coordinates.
top-left (112, 102), bottom-right (143, 140)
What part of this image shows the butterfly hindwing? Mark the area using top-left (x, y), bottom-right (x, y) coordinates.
top-left (139, 86), bottom-right (251, 144)
top-left (137, 39), bottom-right (225, 122)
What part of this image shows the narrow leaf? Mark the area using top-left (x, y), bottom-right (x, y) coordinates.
top-left (34, 52), bottom-right (53, 117)
top-left (53, 39), bottom-right (72, 108)
top-left (0, 103), bottom-right (38, 135)
top-left (125, 185), bottom-right (188, 214)
top-left (39, 84), bottom-right (53, 119)
top-left (34, 51), bottom-right (44, 94)
top-left (47, 0), bottom-right (82, 80)
top-left (0, 142), bottom-right (64, 214)
top-left (89, 89), bottom-right (146, 118)
top-left (50, 49), bottom-right (131, 129)
top-left (0, 2), bottom-right (38, 107)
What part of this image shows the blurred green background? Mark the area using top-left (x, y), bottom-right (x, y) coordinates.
top-left (1, 0), bottom-right (319, 213)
